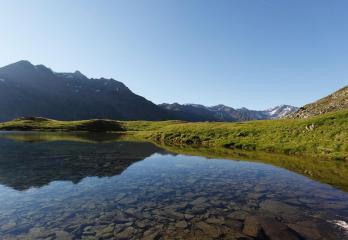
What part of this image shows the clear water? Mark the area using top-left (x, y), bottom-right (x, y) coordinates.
top-left (0, 132), bottom-right (347, 240)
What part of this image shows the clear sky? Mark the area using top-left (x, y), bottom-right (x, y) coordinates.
top-left (0, 0), bottom-right (347, 110)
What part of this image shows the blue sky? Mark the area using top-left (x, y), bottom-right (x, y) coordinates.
top-left (0, 0), bottom-right (347, 109)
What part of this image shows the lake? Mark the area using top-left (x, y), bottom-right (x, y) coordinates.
top-left (0, 132), bottom-right (347, 240)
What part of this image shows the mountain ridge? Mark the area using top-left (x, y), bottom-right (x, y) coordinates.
top-left (0, 60), bottom-right (297, 122)
top-left (159, 103), bottom-right (297, 122)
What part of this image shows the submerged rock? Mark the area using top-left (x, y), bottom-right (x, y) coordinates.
top-left (243, 215), bottom-right (301, 240)
top-left (116, 226), bottom-right (135, 239)
top-left (242, 216), bottom-right (261, 237)
top-left (260, 217), bottom-right (300, 240)
top-left (260, 200), bottom-right (302, 221)
top-left (142, 228), bottom-right (161, 240)
top-left (175, 220), bottom-right (188, 228)
top-left (190, 197), bottom-right (207, 206)
top-left (288, 221), bottom-right (322, 240)
top-left (55, 230), bottom-right (72, 240)
top-left (195, 221), bottom-right (220, 238)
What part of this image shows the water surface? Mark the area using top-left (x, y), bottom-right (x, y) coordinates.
top-left (0, 132), bottom-right (348, 240)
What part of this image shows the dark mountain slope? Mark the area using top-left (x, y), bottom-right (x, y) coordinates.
top-left (0, 61), bottom-right (170, 121)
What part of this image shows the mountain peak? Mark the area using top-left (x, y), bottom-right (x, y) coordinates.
top-left (267, 105), bottom-right (298, 118)
top-left (55, 70), bottom-right (88, 80)
top-left (0, 60), bottom-right (38, 78)
top-left (13, 60), bottom-right (34, 67)
top-left (3, 60), bottom-right (35, 70)
top-left (73, 70), bottom-right (87, 79)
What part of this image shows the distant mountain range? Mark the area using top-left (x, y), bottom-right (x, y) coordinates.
top-left (287, 86), bottom-right (348, 119)
top-left (159, 103), bottom-right (297, 122)
top-left (0, 60), bottom-right (298, 122)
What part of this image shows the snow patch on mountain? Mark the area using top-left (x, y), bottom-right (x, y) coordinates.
top-left (265, 105), bottom-right (299, 119)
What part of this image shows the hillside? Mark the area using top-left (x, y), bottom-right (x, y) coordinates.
top-left (159, 103), bottom-right (297, 122)
top-left (0, 60), bottom-right (170, 121)
top-left (288, 86), bottom-right (348, 118)
top-left (1, 110), bottom-right (347, 160)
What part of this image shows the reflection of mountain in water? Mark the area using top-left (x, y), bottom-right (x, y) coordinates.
top-left (0, 134), bottom-right (166, 191)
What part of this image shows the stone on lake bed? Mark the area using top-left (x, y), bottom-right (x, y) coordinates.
top-left (97, 224), bottom-right (115, 236)
top-left (228, 210), bottom-right (249, 220)
top-left (247, 192), bottom-right (264, 199)
top-left (114, 210), bottom-right (129, 223)
top-left (195, 221), bottom-right (220, 238)
top-left (260, 200), bottom-right (302, 221)
top-left (191, 206), bottom-right (207, 214)
top-left (288, 221), bottom-right (322, 240)
top-left (261, 218), bottom-right (300, 240)
top-left (0, 221), bottom-right (16, 231)
top-left (176, 220), bottom-right (188, 228)
top-left (163, 209), bottom-right (185, 220)
top-left (55, 230), bottom-right (72, 240)
top-left (190, 197), bottom-right (207, 205)
top-left (135, 220), bottom-right (148, 228)
top-left (184, 213), bottom-right (194, 220)
top-left (118, 197), bottom-right (138, 204)
top-left (206, 216), bottom-right (225, 224)
top-left (116, 226), bottom-right (135, 239)
top-left (171, 202), bottom-right (188, 210)
top-left (243, 215), bottom-right (301, 240)
top-left (242, 216), bottom-right (261, 237)
top-left (143, 228), bottom-right (161, 240)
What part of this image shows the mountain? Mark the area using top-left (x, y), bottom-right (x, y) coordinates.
top-left (159, 103), bottom-right (298, 122)
top-left (287, 86), bottom-right (348, 119)
top-left (265, 105), bottom-right (299, 119)
top-left (0, 60), bottom-right (297, 122)
top-left (0, 60), bottom-right (170, 121)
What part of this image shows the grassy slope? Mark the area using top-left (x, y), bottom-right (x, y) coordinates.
top-left (0, 110), bottom-right (347, 160)
top-left (127, 110), bottom-right (348, 160)
top-left (0, 117), bottom-right (125, 132)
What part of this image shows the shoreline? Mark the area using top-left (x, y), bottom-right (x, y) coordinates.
top-left (0, 109), bottom-right (347, 161)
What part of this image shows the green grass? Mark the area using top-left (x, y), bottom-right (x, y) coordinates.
top-left (0, 117), bottom-right (124, 132)
top-left (1, 110), bottom-right (347, 160)
top-left (137, 110), bottom-right (348, 160)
